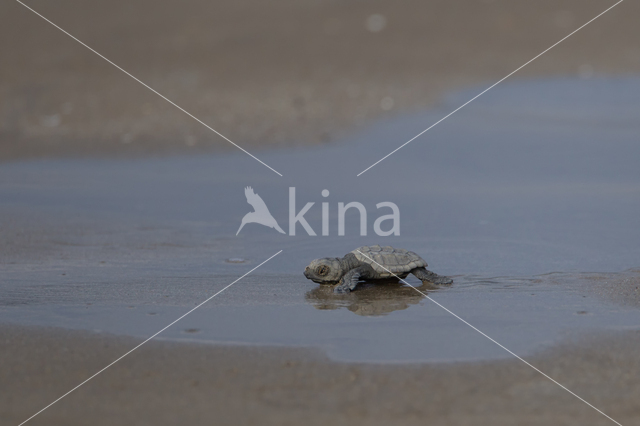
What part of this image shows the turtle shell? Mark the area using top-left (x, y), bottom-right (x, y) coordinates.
top-left (351, 245), bottom-right (427, 278)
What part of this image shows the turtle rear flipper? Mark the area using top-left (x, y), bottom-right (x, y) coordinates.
top-left (411, 267), bottom-right (453, 285)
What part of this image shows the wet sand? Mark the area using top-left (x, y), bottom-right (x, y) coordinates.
top-left (2, 0), bottom-right (640, 161)
top-left (2, 324), bottom-right (640, 426)
top-left (2, 72), bottom-right (640, 422)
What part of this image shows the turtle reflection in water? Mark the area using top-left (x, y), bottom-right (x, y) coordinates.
top-left (305, 280), bottom-right (440, 316)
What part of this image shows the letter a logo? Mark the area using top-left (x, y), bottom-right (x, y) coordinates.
top-left (237, 187), bottom-right (285, 235)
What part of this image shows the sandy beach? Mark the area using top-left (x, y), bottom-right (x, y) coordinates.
top-left (1, 0), bottom-right (639, 160)
top-left (2, 324), bottom-right (640, 426)
top-left (2, 0), bottom-right (640, 425)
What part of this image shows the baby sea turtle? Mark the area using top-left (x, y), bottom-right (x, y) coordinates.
top-left (303, 245), bottom-right (453, 293)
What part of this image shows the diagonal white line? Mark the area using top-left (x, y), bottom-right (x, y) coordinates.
top-left (357, 0), bottom-right (624, 176)
top-left (355, 250), bottom-right (623, 426)
top-left (15, 0), bottom-right (283, 177)
top-left (17, 250), bottom-right (283, 426)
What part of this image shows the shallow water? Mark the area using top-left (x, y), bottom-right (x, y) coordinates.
top-left (1, 270), bottom-right (639, 362)
top-left (1, 77), bottom-right (640, 362)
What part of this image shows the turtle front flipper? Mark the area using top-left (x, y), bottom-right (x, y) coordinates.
top-left (334, 266), bottom-right (368, 293)
top-left (411, 267), bottom-right (453, 285)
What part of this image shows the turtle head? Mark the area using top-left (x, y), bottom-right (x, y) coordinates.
top-left (304, 257), bottom-right (343, 284)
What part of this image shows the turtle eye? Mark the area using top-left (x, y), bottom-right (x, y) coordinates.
top-left (317, 265), bottom-right (329, 276)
